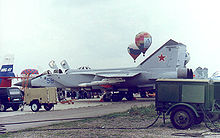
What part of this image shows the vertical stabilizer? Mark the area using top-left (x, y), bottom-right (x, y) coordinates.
top-left (138, 39), bottom-right (188, 70)
top-left (0, 65), bottom-right (15, 87)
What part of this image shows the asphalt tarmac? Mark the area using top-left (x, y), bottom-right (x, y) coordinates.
top-left (0, 98), bottom-right (154, 133)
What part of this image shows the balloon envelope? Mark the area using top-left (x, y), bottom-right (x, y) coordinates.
top-left (21, 69), bottom-right (39, 75)
top-left (128, 43), bottom-right (141, 61)
top-left (135, 32), bottom-right (152, 55)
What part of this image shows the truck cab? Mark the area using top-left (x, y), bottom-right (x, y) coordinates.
top-left (0, 87), bottom-right (24, 111)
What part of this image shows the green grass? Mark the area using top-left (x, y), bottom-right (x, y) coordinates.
top-left (44, 104), bottom-right (157, 130)
top-left (99, 104), bottom-right (156, 119)
top-left (128, 104), bottom-right (156, 118)
top-left (0, 133), bottom-right (9, 138)
top-left (2, 104), bottom-right (157, 137)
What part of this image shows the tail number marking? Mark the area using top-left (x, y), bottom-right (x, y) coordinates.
top-left (46, 78), bottom-right (54, 84)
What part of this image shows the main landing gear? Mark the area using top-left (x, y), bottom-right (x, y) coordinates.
top-left (102, 91), bottom-right (134, 102)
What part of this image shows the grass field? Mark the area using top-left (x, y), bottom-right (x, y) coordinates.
top-left (1, 104), bottom-right (220, 138)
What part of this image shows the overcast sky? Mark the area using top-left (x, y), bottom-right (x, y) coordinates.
top-left (0, 0), bottom-right (220, 76)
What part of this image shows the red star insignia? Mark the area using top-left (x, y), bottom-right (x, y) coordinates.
top-left (158, 54), bottom-right (166, 61)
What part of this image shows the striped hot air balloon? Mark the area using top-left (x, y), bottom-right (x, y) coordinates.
top-left (128, 43), bottom-right (141, 62)
top-left (135, 32), bottom-right (152, 56)
top-left (21, 69), bottom-right (39, 76)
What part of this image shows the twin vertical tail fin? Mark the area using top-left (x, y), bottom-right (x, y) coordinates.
top-left (0, 65), bottom-right (15, 87)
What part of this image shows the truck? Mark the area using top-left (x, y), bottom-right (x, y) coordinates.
top-left (0, 87), bottom-right (24, 112)
top-left (156, 79), bottom-right (220, 129)
top-left (24, 87), bottom-right (57, 112)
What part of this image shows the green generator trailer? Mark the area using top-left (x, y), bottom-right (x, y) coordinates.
top-left (156, 79), bottom-right (220, 129)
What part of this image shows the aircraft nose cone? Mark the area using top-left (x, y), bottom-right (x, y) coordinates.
top-left (14, 81), bottom-right (22, 86)
top-left (14, 79), bottom-right (32, 87)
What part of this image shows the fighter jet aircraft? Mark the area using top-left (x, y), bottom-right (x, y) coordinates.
top-left (15, 39), bottom-right (193, 101)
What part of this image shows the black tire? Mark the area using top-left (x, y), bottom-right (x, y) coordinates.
top-left (12, 104), bottom-right (20, 111)
top-left (170, 106), bottom-right (195, 129)
top-left (103, 94), bottom-right (111, 102)
top-left (44, 104), bottom-right (54, 111)
top-left (0, 104), bottom-right (6, 112)
top-left (194, 113), bottom-right (204, 125)
top-left (31, 101), bottom-right (40, 112)
top-left (125, 92), bottom-right (134, 101)
top-left (118, 93), bottom-right (124, 101)
top-left (111, 93), bottom-right (123, 102)
top-left (140, 91), bottom-right (146, 98)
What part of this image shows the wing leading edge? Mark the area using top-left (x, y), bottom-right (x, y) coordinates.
top-left (78, 78), bottom-right (125, 87)
top-left (96, 72), bottom-right (140, 78)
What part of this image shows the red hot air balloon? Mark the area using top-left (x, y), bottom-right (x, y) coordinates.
top-left (128, 43), bottom-right (141, 62)
top-left (135, 32), bottom-right (152, 56)
top-left (21, 69), bottom-right (39, 77)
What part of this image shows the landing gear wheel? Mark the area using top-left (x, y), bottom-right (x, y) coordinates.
top-left (44, 104), bottom-right (54, 111)
top-left (0, 104), bottom-right (6, 112)
top-left (111, 93), bottom-right (123, 102)
top-left (31, 102), bottom-right (40, 112)
top-left (12, 104), bottom-right (19, 111)
top-left (170, 106), bottom-right (195, 129)
top-left (103, 93), bottom-right (111, 102)
top-left (140, 91), bottom-right (146, 98)
top-left (125, 92), bottom-right (134, 101)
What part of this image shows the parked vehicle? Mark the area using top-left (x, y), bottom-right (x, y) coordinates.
top-left (0, 87), bottom-right (24, 112)
top-left (24, 87), bottom-right (57, 112)
top-left (156, 79), bottom-right (220, 129)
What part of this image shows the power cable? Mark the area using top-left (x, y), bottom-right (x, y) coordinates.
top-left (0, 114), bottom-right (160, 133)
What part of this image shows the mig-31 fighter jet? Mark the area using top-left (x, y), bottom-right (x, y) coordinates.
top-left (15, 39), bottom-right (193, 102)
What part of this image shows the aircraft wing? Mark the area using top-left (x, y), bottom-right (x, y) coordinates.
top-left (78, 78), bottom-right (125, 87)
top-left (78, 72), bottom-right (140, 87)
top-left (95, 72), bottom-right (140, 78)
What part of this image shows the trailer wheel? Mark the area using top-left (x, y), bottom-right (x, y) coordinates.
top-left (170, 106), bottom-right (195, 129)
top-left (44, 104), bottom-right (54, 111)
top-left (0, 104), bottom-right (6, 112)
top-left (31, 101), bottom-right (40, 112)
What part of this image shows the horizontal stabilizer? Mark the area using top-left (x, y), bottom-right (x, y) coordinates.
top-left (0, 64), bottom-right (15, 87)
